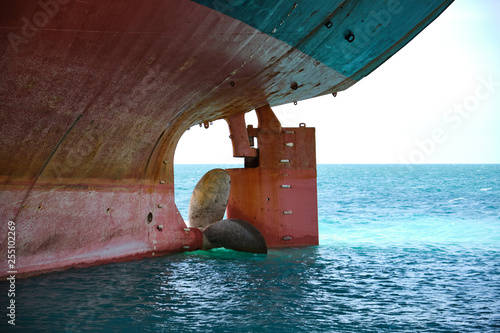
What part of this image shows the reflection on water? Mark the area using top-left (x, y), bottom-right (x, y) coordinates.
top-left (5, 243), bottom-right (499, 332)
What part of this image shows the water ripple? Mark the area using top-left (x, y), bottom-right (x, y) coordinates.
top-left (2, 165), bottom-right (499, 332)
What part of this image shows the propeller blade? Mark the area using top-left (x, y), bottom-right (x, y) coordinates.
top-left (188, 169), bottom-right (231, 229)
top-left (202, 219), bottom-right (268, 254)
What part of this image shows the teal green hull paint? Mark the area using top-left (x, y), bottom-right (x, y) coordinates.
top-left (192, 0), bottom-right (453, 79)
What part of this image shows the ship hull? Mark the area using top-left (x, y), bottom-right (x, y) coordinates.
top-left (0, 0), bottom-right (452, 277)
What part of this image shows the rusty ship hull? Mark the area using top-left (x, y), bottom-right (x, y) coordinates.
top-left (0, 0), bottom-right (453, 278)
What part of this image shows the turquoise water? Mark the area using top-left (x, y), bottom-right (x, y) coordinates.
top-left (2, 165), bottom-right (499, 332)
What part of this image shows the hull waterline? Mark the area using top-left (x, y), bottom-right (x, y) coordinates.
top-left (0, 0), bottom-right (453, 278)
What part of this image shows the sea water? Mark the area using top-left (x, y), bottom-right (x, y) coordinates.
top-left (1, 164), bottom-right (499, 332)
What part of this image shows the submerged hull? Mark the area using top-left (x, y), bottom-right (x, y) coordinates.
top-left (0, 0), bottom-right (453, 277)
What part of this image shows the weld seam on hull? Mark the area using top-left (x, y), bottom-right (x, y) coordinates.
top-left (11, 114), bottom-right (83, 222)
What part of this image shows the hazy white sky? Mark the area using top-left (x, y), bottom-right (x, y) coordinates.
top-left (175, 0), bottom-right (500, 165)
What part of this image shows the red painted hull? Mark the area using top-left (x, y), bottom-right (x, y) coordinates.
top-left (0, 0), bottom-right (453, 277)
top-left (226, 106), bottom-right (318, 247)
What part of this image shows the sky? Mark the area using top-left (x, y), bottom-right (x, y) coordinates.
top-left (175, 0), bottom-right (500, 165)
